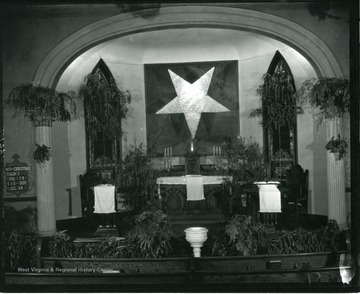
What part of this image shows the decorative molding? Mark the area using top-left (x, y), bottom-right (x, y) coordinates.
top-left (33, 6), bottom-right (343, 88)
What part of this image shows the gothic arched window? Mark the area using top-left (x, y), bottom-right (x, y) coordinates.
top-left (264, 51), bottom-right (298, 180)
top-left (85, 59), bottom-right (122, 181)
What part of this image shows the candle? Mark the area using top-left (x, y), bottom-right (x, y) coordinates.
top-left (170, 147), bottom-right (172, 157)
top-left (213, 145), bottom-right (215, 157)
top-left (191, 141), bottom-right (194, 152)
top-left (164, 148), bottom-right (166, 157)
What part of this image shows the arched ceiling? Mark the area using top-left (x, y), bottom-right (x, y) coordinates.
top-left (58, 27), bottom-right (315, 91)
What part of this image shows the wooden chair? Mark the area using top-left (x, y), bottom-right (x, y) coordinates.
top-left (284, 164), bottom-right (309, 225)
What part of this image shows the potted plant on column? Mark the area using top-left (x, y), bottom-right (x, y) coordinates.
top-left (296, 77), bottom-right (349, 228)
top-left (7, 82), bottom-right (78, 236)
top-left (7, 82), bottom-right (77, 126)
top-left (296, 77), bottom-right (350, 159)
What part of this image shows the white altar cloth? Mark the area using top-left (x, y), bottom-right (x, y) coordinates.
top-left (156, 175), bottom-right (231, 201)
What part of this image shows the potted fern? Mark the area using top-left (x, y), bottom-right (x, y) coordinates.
top-left (296, 77), bottom-right (350, 160)
top-left (325, 134), bottom-right (348, 160)
top-left (7, 82), bottom-right (77, 126)
top-left (7, 83), bottom-right (78, 235)
top-left (296, 77), bottom-right (349, 125)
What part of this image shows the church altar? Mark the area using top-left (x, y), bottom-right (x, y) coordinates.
top-left (156, 175), bottom-right (232, 220)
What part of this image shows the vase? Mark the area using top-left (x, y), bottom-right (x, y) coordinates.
top-left (184, 227), bottom-right (208, 258)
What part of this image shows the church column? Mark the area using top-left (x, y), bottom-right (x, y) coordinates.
top-left (35, 118), bottom-right (56, 236)
top-left (326, 118), bottom-right (347, 228)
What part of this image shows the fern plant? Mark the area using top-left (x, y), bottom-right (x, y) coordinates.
top-left (4, 232), bottom-right (40, 271)
top-left (33, 143), bottom-right (51, 163)
top-left (250, 69), bottom-right (299, 130)
top-left (7, 83), bottom-right (77, 125)
top-left (126, 210), bottom-right (174, 258)
top-left (79, 73), bottom-right (130, 139)
top-left (222, 136), bottom-right (267, 185)
top-left (296, 77), bottom-right (349, 126)
top-left (325, 134), bottom-right (348, 160)
top-left (296, 77), bottom-right (350, 158)
top-left (219, 215), bottom-right (266, 256)
top-left (119, 143), bottom-right (160, 213)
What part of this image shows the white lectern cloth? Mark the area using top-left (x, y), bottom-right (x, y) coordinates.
top-left (255, 182), bottom-right (281, 213)
top-left (94, 184), bottom-right (116, 214)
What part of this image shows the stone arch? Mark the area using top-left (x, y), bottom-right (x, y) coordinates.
top-left (33, 6), bottom-right (342, 88)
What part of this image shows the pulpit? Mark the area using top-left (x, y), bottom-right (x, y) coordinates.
top-left (93, 183), bottom-right (118, 237)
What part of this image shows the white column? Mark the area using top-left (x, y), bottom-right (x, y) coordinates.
top-left (35, 124), bottom-right (56, 236)
top-left (326, 118), bottom-right (347, 228)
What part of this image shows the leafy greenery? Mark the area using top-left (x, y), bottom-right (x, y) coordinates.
top-left (325, 134), bottom-right (348, 160)
top-left (7, 83), bottom-right (77, 124)
top-left (218, 215), bottom-right (266, 256)
top-left (48, 231), bottom-right (128, 258)
top-left (125, 210), bottom-right (174, 258)
top-left (73, 237), bottom-right (127, 258)
top-left (79, 73), bottom-right (130, 139)
top-left (48, 230), bottom-right (74, 258)
top-left (222, 136), bottom-right (268, 185)
top-left (4, 232), bottom-right (40, 271)
top-left (119, 143), bottom-right (160, 213)
top-left (33, 143), bottom-right (51, 163)
top-left (296, 77), bottom-right (350, 125)
top-left (48, 211), bottom-right (173, 259)
top-left (220, 136), bottom-right (268, 215)
top-left (257, 220), bottom-right (340, 254)
top-left (250, 69), bottom-right (299, 130)
top-left (217, 215), bottom-right (340, 256)
top-left (296, 77), bottom-right (350, 159)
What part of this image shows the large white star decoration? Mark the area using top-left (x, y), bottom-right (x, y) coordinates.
top-left (156, 67), bottom-right (230, 139)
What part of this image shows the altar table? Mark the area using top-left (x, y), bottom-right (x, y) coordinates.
top-left (156, 175), bottom-right (232, 216)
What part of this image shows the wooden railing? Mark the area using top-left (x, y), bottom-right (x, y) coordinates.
top-left (4, 235), bottom-right (352, 289)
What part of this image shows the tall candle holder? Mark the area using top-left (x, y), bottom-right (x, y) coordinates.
top-left (164, 146), bottom-right (173, 171)
top-left (213, 145), bottom-right (222, 170)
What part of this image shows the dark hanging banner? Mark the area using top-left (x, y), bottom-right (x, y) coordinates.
top-left (145, 60), bottom-right (239, 157)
